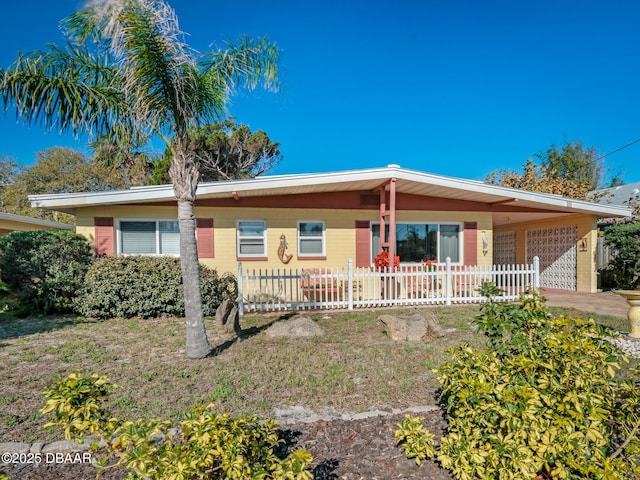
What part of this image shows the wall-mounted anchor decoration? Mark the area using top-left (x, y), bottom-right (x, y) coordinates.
top-left (278, 234), bottom-right (293, 264)
top-left (579, 237), bottom-right (588, 251)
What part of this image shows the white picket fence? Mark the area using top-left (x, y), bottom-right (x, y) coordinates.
top-left (237, 257), bottom-right (540, 315)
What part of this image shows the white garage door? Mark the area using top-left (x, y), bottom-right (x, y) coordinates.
top-left (526, 225), bottom-right (577, 290)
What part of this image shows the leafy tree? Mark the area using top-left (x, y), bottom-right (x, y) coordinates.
top-left (537, 141), bottom-right (604, 190)
top-left (90, 132), bottom-right (155, 186)
top-left (192, 119), bottom-right (282, 182)
top-left (0, 156), bottom-right (19, 186)
top-left (147, 149), bottom-right (174, 185)
top-left (0, 156), bottom-right (20, 212)
top-left (0, 147), bottom-right (131, 223)
top-left (603, 223), bottom-right (640, 289)
top-left (151, 119), bottom-right (282, 184)
top-left (0, 0), bottom-right (279, 358)
top-left (486, 141), bottom-right (610, 199)
top-left (485, 157), bottom-right (594, 199)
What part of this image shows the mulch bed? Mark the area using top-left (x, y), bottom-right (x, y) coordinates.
top-left (3, 410), bottom-right (454, 479)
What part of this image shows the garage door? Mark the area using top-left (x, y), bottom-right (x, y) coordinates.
top-left (526, 226), bottom-right (577, 290)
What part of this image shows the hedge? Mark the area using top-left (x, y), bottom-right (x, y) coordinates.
top-left (0, 230), bottom-right (93, 314)
top-left (74, 256), bottom-right (231, 319)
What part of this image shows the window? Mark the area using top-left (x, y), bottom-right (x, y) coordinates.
top-left (371, 222), bottom-right (461, 263)
top-left (237, 221), bottom-right (266, 257)
top-left (298, 221), bottom-right (325, 256)
top-left (119, 220), bottom-right (180, 255)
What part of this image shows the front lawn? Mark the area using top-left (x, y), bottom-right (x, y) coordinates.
top-left (0, 304), bottom-right (631, 443)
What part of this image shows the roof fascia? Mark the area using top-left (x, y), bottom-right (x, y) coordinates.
top-left (0, 212), bottom-right (74, 229)
top-left (28, 166), bottom-right (635, 218)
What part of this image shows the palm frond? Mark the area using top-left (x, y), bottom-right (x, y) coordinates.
top-left (187, 63), bottom-right (227, 124)
top-left (0, 42), bottom-right (127, 137)
top-left (61, 6), bottom-right (107, 46)
top-left (199, 35), bottom-right (280, 95)
top-left (87, 0), bottom-right (199, 136)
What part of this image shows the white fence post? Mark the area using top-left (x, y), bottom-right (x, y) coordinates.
top-left (445, 257), bottom-right (452, 306)
top-left (237, 262), bottom-right (244, 316)
top-left (533, 256), bottom-right (540, 291)
top-left (348, 259), bottom-right (354, 310)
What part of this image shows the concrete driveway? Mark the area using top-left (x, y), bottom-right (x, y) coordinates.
top-left (541, 289), bottom-right (629, 319)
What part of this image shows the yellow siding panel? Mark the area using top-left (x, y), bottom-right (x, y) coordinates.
top-left (494, 214), bottom-right (598, 292)
top-left (74, 206), bottom-right (493, 276)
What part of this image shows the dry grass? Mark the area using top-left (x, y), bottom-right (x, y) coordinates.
top-left (0, 304), bottom-right (630, 443)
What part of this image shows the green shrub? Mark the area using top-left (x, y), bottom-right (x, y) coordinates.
top-left (603, 223), bottom-right (640, 290)
top-left (396, 290), bottom-right (640, 479)
top-left (0, 230), bottom-right (93, 314)
top-left (42, 373), bottom-right (313, 479)
top-left (41, 372), bottom-right (118, 439)
top-left (395, 415), bottom-right (435, 465)
top-left (74, 256), bottom-right (230, 319)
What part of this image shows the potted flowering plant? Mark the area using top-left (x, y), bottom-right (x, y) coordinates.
top-left (374, 250), bottom-right (400, 299)
top-left (374, 250), bottom-right (400, 270)
top-left (424, 259), bottom-right (438, 271)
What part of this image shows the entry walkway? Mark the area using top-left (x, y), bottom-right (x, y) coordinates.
top-left (541, 289), bottom-right (629, 319)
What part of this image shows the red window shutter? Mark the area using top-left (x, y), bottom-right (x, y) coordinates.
top-left (355, 220), bottom-right (370, 267)
top-left (463, 221), bottom-right (477, 266)
top-left (196, 218), bottom-right (214, 258)
top-left (94, 217), bottom-right (115, 256)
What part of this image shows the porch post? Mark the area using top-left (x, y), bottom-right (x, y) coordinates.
top-left (533, 256), bottom-right (540, 291)
top-left (388, 178), bottom-right (397, 275)
top-left (379, 188), bottom-right (386, 251)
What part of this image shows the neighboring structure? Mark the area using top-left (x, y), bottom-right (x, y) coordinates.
top-left (590, 181), bottom-right (640, 289)
top-left (0, 212), bottom-right (74, 236)
top-left (591, 181), bottom-right (640, 225)
top-left (29, 165), bottom-right (632, 293)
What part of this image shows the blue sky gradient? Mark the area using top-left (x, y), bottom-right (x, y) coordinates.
top-left (1, 0), bottom-right (639, 184)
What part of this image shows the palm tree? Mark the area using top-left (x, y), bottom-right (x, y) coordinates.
top-left (0, 0), bottom-right (279, 358)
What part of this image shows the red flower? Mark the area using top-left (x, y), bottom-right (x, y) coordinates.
top-left (374, 250), bottom-right (400, 270)
top-left (424, 259), bottom-right (438, 271)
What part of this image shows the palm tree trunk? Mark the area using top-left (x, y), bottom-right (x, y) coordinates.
top-left (170, 139), bottom-right (211, 358)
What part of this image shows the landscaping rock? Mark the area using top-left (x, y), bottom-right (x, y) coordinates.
top-left (213, 298), bottom-right (240, 339)
top-left (264, 315), bottom-right (324, 338)
top-left (41, 440), bottom-right (89, 453)
top-left (29, 442), bottom-right (45, 454)
top-left (0, 442), bottom-right (30, 454)
top-left (379, 311), bottom-right (445, 341)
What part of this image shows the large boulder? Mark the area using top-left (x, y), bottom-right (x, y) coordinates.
top-left (379, 311), bottom-right (445, 341)
top-left (264, 315), bottom-right (325, 338)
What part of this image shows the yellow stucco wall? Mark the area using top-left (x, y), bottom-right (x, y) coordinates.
top-left (494, 214), bottom-right (598, 292)
top-left (75, 206), bottom-right (493, 276)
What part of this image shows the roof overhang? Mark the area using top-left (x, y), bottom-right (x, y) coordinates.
top-left (0, 212), bottom-right (74, 230)
top-left (29, 165), bottom-right (634, 224)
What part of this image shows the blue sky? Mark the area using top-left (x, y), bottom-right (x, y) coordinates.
top-left (1, 0), bottom-right (640, 184)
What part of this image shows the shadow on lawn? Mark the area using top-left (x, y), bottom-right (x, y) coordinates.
top-left (208, 312), bottom-right (297, 357)
top-left (0, 313), bottom-right (82, 342)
